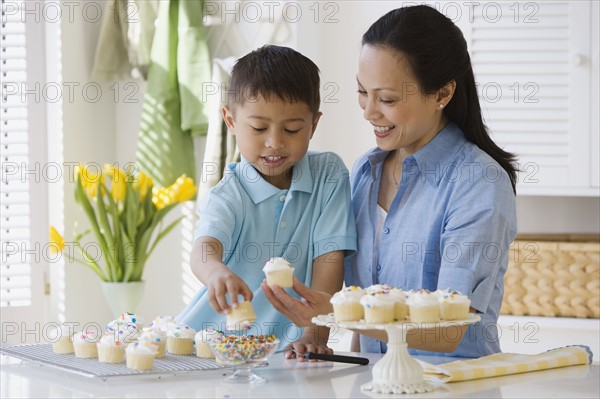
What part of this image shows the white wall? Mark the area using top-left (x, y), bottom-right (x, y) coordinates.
top-left (53, 1), bottom-right (598, 330)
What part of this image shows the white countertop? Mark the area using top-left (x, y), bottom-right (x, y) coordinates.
top-left (1, 352), bottom-right (598, 398)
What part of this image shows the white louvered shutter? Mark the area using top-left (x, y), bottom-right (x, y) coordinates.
top-left (467, 1), bottom-right (593, 195)
top-left (1, 0), bottom-right (46, 316)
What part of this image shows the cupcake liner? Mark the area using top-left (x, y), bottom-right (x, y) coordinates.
top-left (126, 354), bottom-right (155, 370)
top-left (265, 270), bottom-right (294, 288)
top-left (166, 337), bottom-right (194, 355)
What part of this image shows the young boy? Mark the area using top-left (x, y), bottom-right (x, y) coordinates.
top-left (176, 45), bottom-right (357, 354)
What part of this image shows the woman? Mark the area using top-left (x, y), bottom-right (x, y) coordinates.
top-left (263, 5), bottom-right (517, 359)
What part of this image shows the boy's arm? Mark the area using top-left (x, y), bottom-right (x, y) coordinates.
top-left (288, 250), bottom-right (344, 359)
top-left (191, 237), bottom-right (253, 314)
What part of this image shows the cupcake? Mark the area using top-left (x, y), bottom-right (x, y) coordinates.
top-left (195, 329), bottom-right (224, 358)
top-left (438, 289), bottom-right (471, 320)
top-left (226, 300), bottom-right (257, 330)
top-left (263, 257), bottom-right (295, 288)
top-left (360, 291), bottom-right (396, 323)
top-left (406, 289), bottom-right (440, 324)
top-left (73, 330), bottom-right (101, 358)
top-left (51, 324), bottom-right (74, 354)
top-left (106, 312), bottom-right (143, 343)
top-left (96, 332), bottom-right (126, 363)
top-left (148, 316), bottom-right (176, 334)
top-left (126, 341), bottom-right (157, 370)
top-left (166, 324), bottom-right (196, 355)
top-left (388, 287), bottom-right (409, 321)
top-left (364, 284), bottom-right (391, 295)
top-left (138, 327), bottom-right (166, 358)
top-left (330, 286), bottom-right (365, 322)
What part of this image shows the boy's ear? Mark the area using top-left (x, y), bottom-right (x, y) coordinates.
top-left (310, 111), bottom-right (323, 139)
top-left (222, 106), bottom-right (235, 132)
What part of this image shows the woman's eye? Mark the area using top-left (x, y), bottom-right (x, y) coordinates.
top-left (357, 89), bottom-right (366, 95)
top-left (251, 126), bottom-right (267, 131)
top-left (284, 128), bottom-right (301, 134)
top-left (378, 98), bottom-right (395, 104)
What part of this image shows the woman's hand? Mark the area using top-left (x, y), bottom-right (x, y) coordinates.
top-left (279, 326), bottom-right (333, 362)
top-left (261, 276), bottom-right (333, 327)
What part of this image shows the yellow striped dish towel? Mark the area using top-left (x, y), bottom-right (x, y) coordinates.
top-left (419, 345), bottom-right (593, 383)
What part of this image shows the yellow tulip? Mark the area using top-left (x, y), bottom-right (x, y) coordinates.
top-left (49, 226), bottom-right (65, 254)
top-left (135, 171), bottom-right (153, 200)
top-left (76, 164), bottom-right (105, 199)
top-left (104, 165), bottom-right (127, 202)
top-left (170, 175), bottom-right (197, 203)
top-left (152, 186), bottom-right (172, 210)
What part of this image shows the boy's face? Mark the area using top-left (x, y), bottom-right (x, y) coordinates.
top-left (222, 96), bottom-right (321, 189)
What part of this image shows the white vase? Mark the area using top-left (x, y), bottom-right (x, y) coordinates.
top-left (101, 281), bottom-right (145, 317)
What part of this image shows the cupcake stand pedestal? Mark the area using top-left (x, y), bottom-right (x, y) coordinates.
top-left (312, 314), bottom-right (480, 395)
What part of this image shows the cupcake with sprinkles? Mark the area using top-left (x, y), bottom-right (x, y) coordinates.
top-left (138, 326), bottom-right (166, 358)
top-left (126, 341), bottom-right (158, 370)
top-left (330, 286), bottom-right (365, 322)
top-left (437, 289), bottom-right (471, 320)
top-left (96, 332), bottom-right (126, 363)
top-left (105, 312), bottom-right (144, 343)
top-left (73, 329), bottom-right (101, 358)
top-left (148, 315), bottom-right (176, 334)
top-left (166, 324), bottom-right (196, 355)
top-left (208, 334), bottom-right (279, 366)
top-left (406, 289), bottom-right (440, 324)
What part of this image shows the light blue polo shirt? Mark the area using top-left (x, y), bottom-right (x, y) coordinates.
top-left (177, 151), bottom-right (357, 346)
top-left (345, 123), bottom-right (517, 358)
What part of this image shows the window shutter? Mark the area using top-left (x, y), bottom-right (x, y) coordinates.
top-left (1, 0), bottom-right (33, 307)
top-left (469, 1), bottom-right (592, 194)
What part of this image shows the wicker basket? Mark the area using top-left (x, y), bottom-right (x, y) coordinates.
top-left (501, 234), bottom-right (600, 319)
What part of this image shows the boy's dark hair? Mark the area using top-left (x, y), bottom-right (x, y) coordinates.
top-left (227, 45), bottom-right (321, 116)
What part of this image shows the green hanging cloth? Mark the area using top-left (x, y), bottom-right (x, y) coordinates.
top-left (136, 0), bottom-right (211, 188)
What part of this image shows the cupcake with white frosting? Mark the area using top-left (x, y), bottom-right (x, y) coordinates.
top-left (406, 289), bottom-right (440, 324)
top-left (166, 324), bottom-right (196, 355)
top-left (148, 316), bottom-right (176, 334)
top-left (263, 257), bottom-right (295, 288)
top-left (138, 326), bottom-right (166, 358)
top-left (51, 324), bottom-right (75, 354)
top-left (388, 287), bottom-right (409, 321)
top-left (360, 291), bottom-right (396, 323)
top-left (97, 332), bottom-right (126, 363)
top-left (73, 330), bottom-right (101, 358)
top-left (330, 286), bottom-right (365, 322)
top-left (194, 329), bottom-right (224, 358)
top-left (105, 312), bottom-right (143, 343)
top-left (437, 289), bottom-right (471, 320)
top-left (126, 341), bottom-right (157, 370)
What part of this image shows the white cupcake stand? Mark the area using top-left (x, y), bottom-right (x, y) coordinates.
top-left (312, 314), bottom-right (480, 394)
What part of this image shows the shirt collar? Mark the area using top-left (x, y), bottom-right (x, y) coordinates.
top-left (364, 122), bottom-right (466, 186)
top-left (235, 154), bottom-right (313, 204)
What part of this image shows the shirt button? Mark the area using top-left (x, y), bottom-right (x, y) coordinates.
top-left (280, 221), bottom-right (287, 229)
top-left (376, 264), bottom-right (382, 272)
top-left (279, 195), bottom-right (286, 202)
top-left (383, 227), bottom-right (390, 234)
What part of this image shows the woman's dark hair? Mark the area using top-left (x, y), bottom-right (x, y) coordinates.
top-left (363, 5), bottom-right (518, 193)
top-left (227, 45), bottom-right (321, 116)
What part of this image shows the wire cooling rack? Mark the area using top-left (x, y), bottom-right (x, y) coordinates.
top-left (0, 344), bottom-right (227, 379)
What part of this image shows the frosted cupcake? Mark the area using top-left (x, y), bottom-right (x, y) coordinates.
top-left (406, 290), bottom-right (440, 324)
top-left (73, 330), bottom-right (101, 358)
top-left (96, 332), bottom-right (126, 363)
top-left (166, 324), bottom-right (196, 355)
top-left (126, 341), bottom-right (157, 370)
top-left (194, 329), bottom-right (224, 358)
top-left (364, 284), bottom-right (391, 295)
top-left (438, 290), bottom-right (471, 320)
top-left (138, 326), bottom-right (166, 358)
top-left (360, 292), bottom-right (396, 323)
top-left (388, 287), bottom-right (409, 321)
top-left (106, 312), bottom-right (143, 343)
top-left (263, 257), bottom-right (295, 288)
top-left (51, 324), bottom-right (75, 354)
top-left (226, 300), bottom-right (257, 330)
top-left (330, 286), bottom-right (365, 322)
top-left (148, 316), bottom-right (176, 334)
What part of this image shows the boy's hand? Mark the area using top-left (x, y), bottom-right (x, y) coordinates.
top-left (281, 327), bottom-right (332, 362)
top-left (206, 267), bottom-right (253, 314)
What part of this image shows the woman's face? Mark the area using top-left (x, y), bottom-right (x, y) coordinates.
top-left (357, 45), bottom-right (445, 155)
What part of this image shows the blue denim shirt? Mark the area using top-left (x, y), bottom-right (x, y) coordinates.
top-left (345, 123), bottom-right (517, 358)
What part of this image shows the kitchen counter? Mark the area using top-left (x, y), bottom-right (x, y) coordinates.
top-left (1, 352), bottom-right (598, 398)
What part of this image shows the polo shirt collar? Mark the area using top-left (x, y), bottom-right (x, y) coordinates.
top-left (236, 154), bottom-right (313, 204)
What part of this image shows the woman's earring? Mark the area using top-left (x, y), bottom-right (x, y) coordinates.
top-left (439, 104), bottom-right (445, 109)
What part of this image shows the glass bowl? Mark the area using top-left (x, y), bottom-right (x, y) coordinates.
top-left (208, 334), bottom-right (280, 384)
